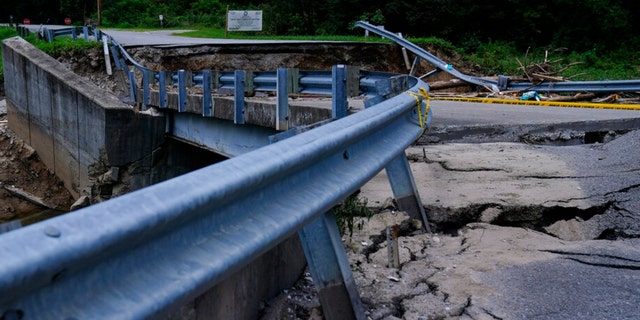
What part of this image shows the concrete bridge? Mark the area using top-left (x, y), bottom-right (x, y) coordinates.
top-left (1, 31), bottom-right (431, 319)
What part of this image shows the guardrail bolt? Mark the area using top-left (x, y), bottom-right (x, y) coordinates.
top-left (44, 226), bottom-right (61, 238)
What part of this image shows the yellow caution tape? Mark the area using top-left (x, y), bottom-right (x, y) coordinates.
top-left (433, 96), bottom-right (640, 111)
top-left (405, 87), bottom-right (431, 128)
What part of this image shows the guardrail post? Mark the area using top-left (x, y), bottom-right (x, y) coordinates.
top-left (276, 68), bottom-right (289, 131)
top-left (82, 26), bottom-right (89, 41)
top-left (289, 68), bottom-right (299, 93)
top-left (298, 212), bottom-right (365, 320)
top-left (178, 70), bottom-right (187, 112)
top-left (108, 45), bottom-right (125, 70)
top-left (142, 70), bottom-right (152, 108)
top-left (71, 27), bottom-right (77, 41)
top-left (332, 65), bottom-right (348, 119)
top-left (202, 69), bottom-right (213, 117)
top-left (409, 56), bottom-right (420, 76)
top-left (245, 71), bottom-right (254, 96)
top-left (346, 66), bottom-right (360, 97)
top-left (127, 69), bottom-right (137, 105)
top-left (385, 153), bottom-right (431, 232)
top-left (158, 71), bottom-right (167, 108)
top-left (46, 28), bottom-right (54, 42)
top-left (234, 70), bottom-right (245, 124)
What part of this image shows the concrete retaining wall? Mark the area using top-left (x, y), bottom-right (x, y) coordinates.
top-left (2, 36), bottom-right (166, 199)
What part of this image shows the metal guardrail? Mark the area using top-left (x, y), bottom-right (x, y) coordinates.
top-left (2, 25), bottom-right (433, 319)
top-left (20, 23), bottom-right (640, 95)
top-left (15, 25), bottom-right (414, 132)
top-left (0, 75), bottom-right (430, 320)
top-left (14, 25), bottom-right (102, 43)
top-left (354, 21), bottom-right (640, 94)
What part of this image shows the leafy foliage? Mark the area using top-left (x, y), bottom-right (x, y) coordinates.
top-left (1, 0), bottom-right (638, 54)
top-left (0, 27), bottom-right (18, 82)
top-left (1, 1), bottom-right (639, 80)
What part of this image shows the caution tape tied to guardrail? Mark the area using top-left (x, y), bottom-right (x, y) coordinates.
top-left (432, 96), bottom-right (640, 111)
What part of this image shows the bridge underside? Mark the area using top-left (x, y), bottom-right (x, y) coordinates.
top-left (170, 112), bottom-right (276, 157)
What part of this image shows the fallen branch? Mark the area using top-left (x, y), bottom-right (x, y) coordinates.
top-left (428, 79), bottom-right (471, 90)
top-left (3, 184), bottom-right (55, 209)
top-left (530, 73), bottom-right (566, 82)
top-left (548, 93), bottom-right (597, 102)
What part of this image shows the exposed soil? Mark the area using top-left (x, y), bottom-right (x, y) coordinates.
top-left (0, 101), bottom-right (74, 226)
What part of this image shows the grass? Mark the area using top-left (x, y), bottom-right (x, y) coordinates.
top-left (33, 37), bottom-right (102, 56)
top-left (0, 26), bottom-right (101, 82)
top-left (467, 41), bottom-right (640, 81)
top-left (0, 27), bottom-right (19, 82)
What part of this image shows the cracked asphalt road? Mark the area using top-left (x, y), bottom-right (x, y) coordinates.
top-left (356, 130), bottom-right (640, 319)
top-left (262, 130), bottom-right (640, 320)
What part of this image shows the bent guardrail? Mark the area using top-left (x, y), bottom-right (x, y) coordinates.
top-left (354, 21), bottom-right (640, 94)
top-left (0, 74), bottom-right (431, 319)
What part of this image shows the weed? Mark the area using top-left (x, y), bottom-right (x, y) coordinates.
top-left (33, 37), bottom-right (102, 57)
top-left (0, 27), bottom-right (19, 82)
top-left (333, 192), bottom-right (374, 237)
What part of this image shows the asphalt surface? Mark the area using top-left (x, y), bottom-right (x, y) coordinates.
top-left (424, 100), bottom-right (640, 143)
top-left (486, 248), bottom-right (640, 319)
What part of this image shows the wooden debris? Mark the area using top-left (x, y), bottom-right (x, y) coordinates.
top-left (516, 48), bottom-right (582, 84)
top-left (593, 94), bottom-right (619, 103)
top-left (548, 93), bottom-right (597, 102)
top-left (3, 184), bottom-right (55, 209)
top-left (428, 79), bottom-right (471, 90)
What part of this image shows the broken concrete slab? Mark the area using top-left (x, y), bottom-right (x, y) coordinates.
top-left (361, 130), bottom-right (640, 241)
top-left (343, 219), bottom-right (640, 320)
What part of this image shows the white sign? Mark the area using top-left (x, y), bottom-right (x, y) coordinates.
top-left (227, 10), bottom-right (263, 31)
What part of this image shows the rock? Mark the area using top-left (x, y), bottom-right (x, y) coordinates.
top-left (544, 218), bottom-right (594, 241)
top-left (479, 206), bottom-right (501, 223)
top-left (70, 196), bottom-right (91, 211)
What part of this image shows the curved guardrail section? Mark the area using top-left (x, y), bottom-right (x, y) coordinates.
top-left (1, 25), bottom-right (433, 319)
top-left (355, 21), bottom-right (640, 94)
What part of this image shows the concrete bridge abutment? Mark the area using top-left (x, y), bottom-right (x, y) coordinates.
top-left (1, 36), bottom-right (306, 319)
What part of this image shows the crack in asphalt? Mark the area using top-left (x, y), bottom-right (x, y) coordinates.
top-left (606, 183), bottom-right (640, 195)
top-left (540, 249), bottom-right (640, 263)
top-left (563, 257), bottom-right (640, 270)
top-left (541, 249), bottom-right (640, 270)
top-left (423, 158), bottom-right (509, 173)
top-left (480, 307), bottom-right (504, 320)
